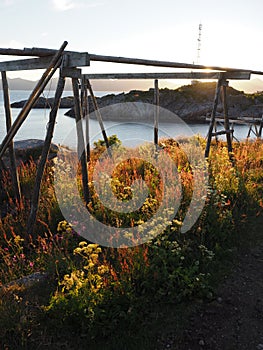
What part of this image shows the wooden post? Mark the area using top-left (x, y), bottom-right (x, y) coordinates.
top-left (27, 75), bottom-right (66, 235)
top-left (258, 114), bottom-right (263, 138)
top-left (247, 124), bottom-right (253, 138)
top-left (81, 77), bottom-right (90, 162)
top-left (154, 79), bottom-right (159, 145)
top-left (205, 75), bottom-right (223, 158)
top-left (72, 77), bottom-right (90, 204)
top-left (221, 80), bottom-right (233, 154)
top-left (0, 41), bottom-right (68, 160)
top-left (1, 71), bottom-right (21, 203)
top-left (0, 158), bottom-right (8, 217)
top-left (255, 125), bottom-right (259, 137)
top-left (86, 79), bottom-right (111, 157)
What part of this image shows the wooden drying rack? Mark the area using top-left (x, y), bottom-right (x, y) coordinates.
top-left (0, 41), bottom-right (262, 233)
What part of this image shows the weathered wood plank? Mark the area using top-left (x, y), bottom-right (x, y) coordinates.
top-left (205, 74), bottom-right (224, 158)
top-left (258, 115), bottom-right (263, 138)
top-left (0, 56), bottom-right (54, 71)
top-left (88, 53), bottom-right (261, 75)
top-left (64, 52), bottom-right (90, 67)
top-left (85, 72), bottom-right (219, 80)
top-left (154, 79), bottom-right (159, 145)
top-left (211, 129), bottom-right (233, 136)
top-left (1, 71), bottom-right (21, 202)
top-left (61, 67), bottom-right (82, 78)
top-left (238, 116), bottom-right (263, 122)
top-left (84, 71), bottom-right (251, 80)
top-left (225, 71), bottom-right (251, 80)
top-left (27, 76), bottom-right (66, 235)
top-left (221, 82), bottom-right (233, 153)
top-left (86, 79), bottom-right (111, 157)
top-left (0, 53), bottom-right (89, 71)
top-left (0, 46), bottom-right (261, 76)
top-left (81, 77), bottom-right (91, 162)
top-left (72, 77), bottom-right (90, 204)
top-left (206, 117), bottom-right (263, 125)
top-left (0, 48), bottom-right (40, 56)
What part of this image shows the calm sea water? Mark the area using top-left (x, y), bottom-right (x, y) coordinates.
top-left (0, 90), bottom-right (251, 150)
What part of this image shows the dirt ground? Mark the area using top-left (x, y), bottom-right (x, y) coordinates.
top-left (158, 214), bottom-right (263, 350)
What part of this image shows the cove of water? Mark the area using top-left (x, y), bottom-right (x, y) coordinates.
top-left (0, 90), bottom-right (252, 150)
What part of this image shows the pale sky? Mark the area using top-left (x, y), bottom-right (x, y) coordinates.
top-left (1, 0), bottom-right (263, 90)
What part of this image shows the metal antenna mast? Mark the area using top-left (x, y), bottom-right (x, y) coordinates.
top-left (196, 23), bottom-right (202, 65)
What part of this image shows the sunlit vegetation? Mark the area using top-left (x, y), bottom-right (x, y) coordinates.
top-left (0, 136), bottom-right (262, 349)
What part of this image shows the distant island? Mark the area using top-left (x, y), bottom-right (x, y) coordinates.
top-left (10, 82), bottom-right (263, 124)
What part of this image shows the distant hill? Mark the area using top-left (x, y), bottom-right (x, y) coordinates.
top-left (0, 77), bottom-right (157, 92)
top-left (230, 78), bottom-right (263, 93)
top-left (0, 77), bottom-right (72, 91)
top-left (0, 77), bottom-right (37, 90)
top-left (1, 76), bottom-right (263, 94)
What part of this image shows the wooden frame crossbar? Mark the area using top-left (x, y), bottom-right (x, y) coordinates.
top-left (83, 71), bottom-right (251, 80)
top-left (0, 48), bottom-right (263, 75)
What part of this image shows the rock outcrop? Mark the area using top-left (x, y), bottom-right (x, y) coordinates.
top-left (11, 83), bottom-right (263, 123)
top-left (65, 83), bottom-right (263, 122)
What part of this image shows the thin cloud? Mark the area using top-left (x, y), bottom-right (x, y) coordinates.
top-left (2, 39), bottom-right (25, 49)
top-left (0, 0), bottom-right (15, 8)
top-left (4, 0), bottom-right (14, 5)
top-left (52, 0), bottom-right (75, 11)
top-left (0, 40), bottom-right (25, 63)
top-left (51, 0), bottom-right (103, 11)
top-left (77, 1), bottom-right (104, 8)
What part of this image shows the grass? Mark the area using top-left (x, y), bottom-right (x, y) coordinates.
top-left (0, 136), bottom-right (262, 349)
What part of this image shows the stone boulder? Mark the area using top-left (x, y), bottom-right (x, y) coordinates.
top-left (1, 139), bottom-right (59, 168)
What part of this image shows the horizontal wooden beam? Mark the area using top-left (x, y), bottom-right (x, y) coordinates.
top-left (0, 53), bottom-right (89, 71)
top-left (0, 46), bottom-right (261, 76)
top-left (88, 53), bottom-right (262, 76)
top-left (220, 71), bottom-right (251, 80)
top-left (0, 47), bottom-right (85, 57)
top-left (0, 48), bottom-right (46, 56)
top-left (211, 130), bottom-right (234, 136)
top-left (206, 116), bottom-right (263, 124)
top-left (84, 71), bottom-right (251, 80)
top-left (0, 56), bottom-right (53, 71)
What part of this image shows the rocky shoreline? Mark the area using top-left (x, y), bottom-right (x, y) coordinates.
top-left (10, 82), bottom-right (263, 123)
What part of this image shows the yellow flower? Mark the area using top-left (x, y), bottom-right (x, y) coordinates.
top-left (98, 265), bottom-right (109, 275)
top-left (14, 235), bottom-right (24, 245)
top-left (90, 253), bottom-right (99, 261)
top-left (73, 247), bottom-right (82, 255)
top-left (87, 243), bottom-right (99, 250)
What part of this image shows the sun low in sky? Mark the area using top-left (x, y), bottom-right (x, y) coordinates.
top-left (0, 0), bottom-right (263, 92)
